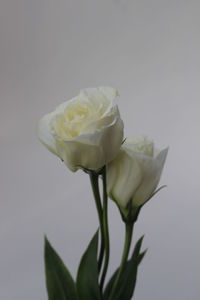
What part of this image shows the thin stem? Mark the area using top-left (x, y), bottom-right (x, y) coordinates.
top-left (89, 172), bottom-right (105, 273)
top-left (100, 167), bottom-right (110, 290)
top-left (108, 222), bottom-right (134, 300)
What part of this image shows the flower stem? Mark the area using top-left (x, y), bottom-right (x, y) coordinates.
top-left (89, 171), bottom-right (105, 273)
top-left (100, 167), bottom-right (110, 291)
top-left (108, 222), bottom-right (134, 300)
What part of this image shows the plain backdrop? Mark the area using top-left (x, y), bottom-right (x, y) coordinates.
top-left (0, 0), bottom-right (200, 299)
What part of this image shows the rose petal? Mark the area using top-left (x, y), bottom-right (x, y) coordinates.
top-left (56, 140), bottom-right (105, 172)
top-left (37, 113), bottom-right (58, 156)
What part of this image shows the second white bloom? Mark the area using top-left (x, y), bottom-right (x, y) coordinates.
top-left (107, 137), bottom-right (168, 220)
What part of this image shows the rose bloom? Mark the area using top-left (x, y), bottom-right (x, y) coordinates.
top-left (107, 136), bottom-right (168, 220)
top-left (37, 87), bottom-right (124, 172)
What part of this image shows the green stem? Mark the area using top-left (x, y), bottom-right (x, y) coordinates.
top-left (100, 167), bottom-right (110, 290)
top-left (108, 222), bottom-right (134, 300)
top-left (89, 171), bottom-right (105, 273)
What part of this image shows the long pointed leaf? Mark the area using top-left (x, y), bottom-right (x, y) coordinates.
top-left (76, 231), bottom-right (101, 300)
top-left (104, 235), bottom-right (146, 300)
top-left (44, 237), bottom-right (78, 300)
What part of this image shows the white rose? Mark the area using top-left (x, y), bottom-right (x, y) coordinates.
top-left (37, 87), bottom-right (124, 172)
top-left (107, 136), bottom-right (168, 220)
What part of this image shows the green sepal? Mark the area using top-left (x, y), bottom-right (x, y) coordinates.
top-left (76, 231), bottom-right (101, 300)
top-left (44, 236), bottom-right (78, 300)
top-left (104, 235), bottom-right (147, 300)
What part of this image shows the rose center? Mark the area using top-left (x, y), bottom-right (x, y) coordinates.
top-left (52, 96), bottom-right (109, 140)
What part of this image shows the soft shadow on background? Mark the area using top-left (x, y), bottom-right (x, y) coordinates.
top-left (0, 0), bottom-right (200, 299)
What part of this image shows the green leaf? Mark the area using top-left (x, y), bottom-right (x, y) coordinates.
top-left (76, 231), bottom-right (101, 300)
top-left (104, 235), bottom-right (146, 300)
top-left (131, 235), bottom-right (145, 258)
top-left (44, 237), bottom-right (78, 300)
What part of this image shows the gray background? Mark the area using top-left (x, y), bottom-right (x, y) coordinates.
top-left (1, 0), bottom-right (200, 299)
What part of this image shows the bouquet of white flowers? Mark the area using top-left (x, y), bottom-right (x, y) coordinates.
top-left (37, 87), bottom-right (168, 300)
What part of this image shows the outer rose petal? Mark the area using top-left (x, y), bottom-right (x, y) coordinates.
top-left (55, 140), bottom-right (105, 172)
top-left (56, 116), bottom-right (124, 172)
top-left (37, 113), bottom-right (57, 156)
top-left (100, 116), bottom-right (124, 165)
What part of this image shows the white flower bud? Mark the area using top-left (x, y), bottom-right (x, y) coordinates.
top-left (107, 137), bottom-right (168, 220)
